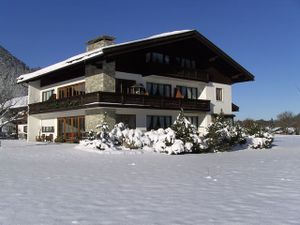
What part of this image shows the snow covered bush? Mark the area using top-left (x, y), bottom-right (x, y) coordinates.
top-left (79, 114), bottom-right (117, 151)
top-left (247, 132), bottom-right (274, 149)
top-left (204, 114), bottom-right (245, 152)
top-left (171, 110), bottom-right (208, 153)
top-left (79, 111), bottom-right (274, 154)
top-left (144, 128), bottom-right (186, 154)
top-left (241, 121), bottom-right (274, 149)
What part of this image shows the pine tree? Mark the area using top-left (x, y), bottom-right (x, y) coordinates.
top-left (171, 109), bottom-right (206, 153)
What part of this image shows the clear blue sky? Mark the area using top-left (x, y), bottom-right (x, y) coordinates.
top-left (1, 0), bottom-right (299, 120)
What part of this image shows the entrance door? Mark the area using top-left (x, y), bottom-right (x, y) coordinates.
top-left (58, 116), bottom-right (85, 142)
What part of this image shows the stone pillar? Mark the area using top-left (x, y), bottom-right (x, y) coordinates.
top-left (85, 108), bottom-right (116, 132)
top-left (85, 60), bottom-right (116, 93)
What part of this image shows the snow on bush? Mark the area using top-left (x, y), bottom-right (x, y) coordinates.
top-left (79, 111), bottom-right (274, 154)
top-left (247, 132), bottom-right (274, 149)
top-left (205, 115), bottom-right (246, 152)
top-left (171, 110), bottom-right (208, 153)
top-left (204, 114), bottom-right (273, 151)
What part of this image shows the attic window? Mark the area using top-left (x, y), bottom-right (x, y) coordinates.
top-left (146, 52), bottom-right (169, 64)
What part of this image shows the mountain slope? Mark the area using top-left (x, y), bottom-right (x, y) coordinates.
top-left (0, 46), bottom-right (30, 97)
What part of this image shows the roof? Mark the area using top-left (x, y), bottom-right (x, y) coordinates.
top-left (17, 30), bottom-right (254, 83)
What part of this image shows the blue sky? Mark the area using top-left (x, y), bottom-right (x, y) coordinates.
top-left (1, 0), bottom-right (299, 120)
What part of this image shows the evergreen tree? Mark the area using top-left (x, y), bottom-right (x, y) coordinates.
top-left (171, 109), bottom-right (206, 153)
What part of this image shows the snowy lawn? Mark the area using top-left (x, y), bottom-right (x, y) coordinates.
top-left (0, 136), bottom-right (300, 224)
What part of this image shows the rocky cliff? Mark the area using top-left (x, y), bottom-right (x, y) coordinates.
top-left (0, 46), bottom-right (30, 97)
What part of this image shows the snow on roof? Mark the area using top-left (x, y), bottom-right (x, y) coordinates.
top-left (17, 30), bottom-right (193, 83)
top-left (4, 96), bottom-right (28, 109)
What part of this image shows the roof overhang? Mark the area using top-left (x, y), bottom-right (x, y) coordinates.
top-left (17, 30), bottom-right (254, 84)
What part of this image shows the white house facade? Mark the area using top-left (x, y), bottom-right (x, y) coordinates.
top-left (17, 30), bottom-right (254, 142)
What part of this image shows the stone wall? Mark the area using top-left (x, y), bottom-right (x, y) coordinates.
top-left (85, 60), bottom-right (115, 93)
top-left (85, 108), bottom-right (116, 131)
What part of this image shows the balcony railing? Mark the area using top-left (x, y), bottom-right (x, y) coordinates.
top-left (29, 92), bottom-right (211, 114)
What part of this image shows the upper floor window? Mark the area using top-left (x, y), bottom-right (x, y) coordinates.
top-left (216, 88), bottom-right (223, 101)
top-left (146, 82), bottom-right (171, 97)
top-left (146, 52), bottom-right (196, 69)
top-left (58, 82), bottom-right (85, 99)
top-left (42, 90), bottom-right (55, 102)
top-left (146, 52), bottom-right (169, 65)
top-left (176, 86), bottom-right (198, 100)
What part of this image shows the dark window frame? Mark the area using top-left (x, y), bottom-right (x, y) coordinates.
top-left (176, 86), bottom-right (198, 100)
top-left (146, 115), bottom-right (172, 131)
top-left (216, 88), bottom-right (223, 101)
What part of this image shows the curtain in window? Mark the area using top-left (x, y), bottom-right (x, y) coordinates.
top-left (153, 84), bottom-right (158, 96)
top-left (158, 84), bottom-right (164, 96)
top-left (165, 116), bottom-right (172, 128)
top-left (192, 88), bottom-right (197, 99)
top-left (165, 85), bottom-right (171, 97)
top-left (159, 117), bottom-right (164, 128)
top-left (187, 87), bottom-right (192, 99)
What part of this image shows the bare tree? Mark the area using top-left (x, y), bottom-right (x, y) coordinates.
top-left (0, 71), bottom-right (27, 129)
top-left (276, 111), bottom-right (296, 130)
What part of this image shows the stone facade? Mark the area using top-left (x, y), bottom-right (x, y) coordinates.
top-left (85, 60), bottom-right (116, 93)
top-left (85, 60), bottom-right (117, 131)
top-left (85, 108), bottom-right (116, 131)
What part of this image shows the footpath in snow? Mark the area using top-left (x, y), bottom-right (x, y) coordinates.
top-left (0, 135), bottom-right (300, 224)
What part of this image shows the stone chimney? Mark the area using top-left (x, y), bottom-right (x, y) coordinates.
top-left (86, 35), bottom-right (115, 52)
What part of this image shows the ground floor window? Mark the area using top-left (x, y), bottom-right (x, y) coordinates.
top-left (186, 116), bottom-right (199, 128)
top-left (58, 116), bottom-right (85, 142)
top-left (116, 114), bottom-right (136, 129)
top-left (146, 115), bottom-right (172, 130)
top-left (42, 126), bottom-right (54, 133)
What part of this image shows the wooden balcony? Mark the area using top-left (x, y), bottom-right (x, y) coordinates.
top-left (29, 92), bottom-right (211, 115)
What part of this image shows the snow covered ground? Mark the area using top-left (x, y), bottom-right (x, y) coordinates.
top-left (0, 135), bottom-right (300, 224)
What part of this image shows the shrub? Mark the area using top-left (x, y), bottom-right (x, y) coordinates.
top-left (171, 110), bottom-right (207, 153)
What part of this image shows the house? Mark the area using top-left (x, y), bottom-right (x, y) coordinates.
top-left (0, 96), bottom-right (28, 139)
top-left (17, 30), bottom-right (254, 142)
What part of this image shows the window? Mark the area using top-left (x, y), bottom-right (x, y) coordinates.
top-left (42, 90), bottom-right (55, 102)
top-left (216, 88), bottom-right (223, 101)
top-left (58, 82), bottom-right (85, 99)
top-left (58, 116), bottom-right (85, 142)
top-left (146, 52), bottom-right (170, 65)
top-left (23, 126), bottom-right (28, 133)
top-left (176, 86), bottom-right (198, 100)
top-left (146, 82), bottom-right (171, 97)
top-left (42, 126), bottom-right (55, 133)
top-left (146, 116), bottom-right (172, 130)
top-left (186, 116), bottom-right (199, 127)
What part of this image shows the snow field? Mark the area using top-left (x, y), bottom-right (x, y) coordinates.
top-left (0, 136), bottom-right (300, 224)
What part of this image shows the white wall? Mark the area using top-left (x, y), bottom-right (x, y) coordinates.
top-left (41, 119), bottom-right (57, 138)
top-left (28, 80), bottom-right (41, 104)
top-left (205, 82), bottom-right (232, 115)
top-left (27, 115), bottom-right (41, 141)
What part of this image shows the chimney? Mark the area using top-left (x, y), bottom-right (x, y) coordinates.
top-left (86, 35), bottom-right (116, 52)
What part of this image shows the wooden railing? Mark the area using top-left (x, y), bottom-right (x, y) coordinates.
top-left (29, 92), bottom-right (211, 114)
